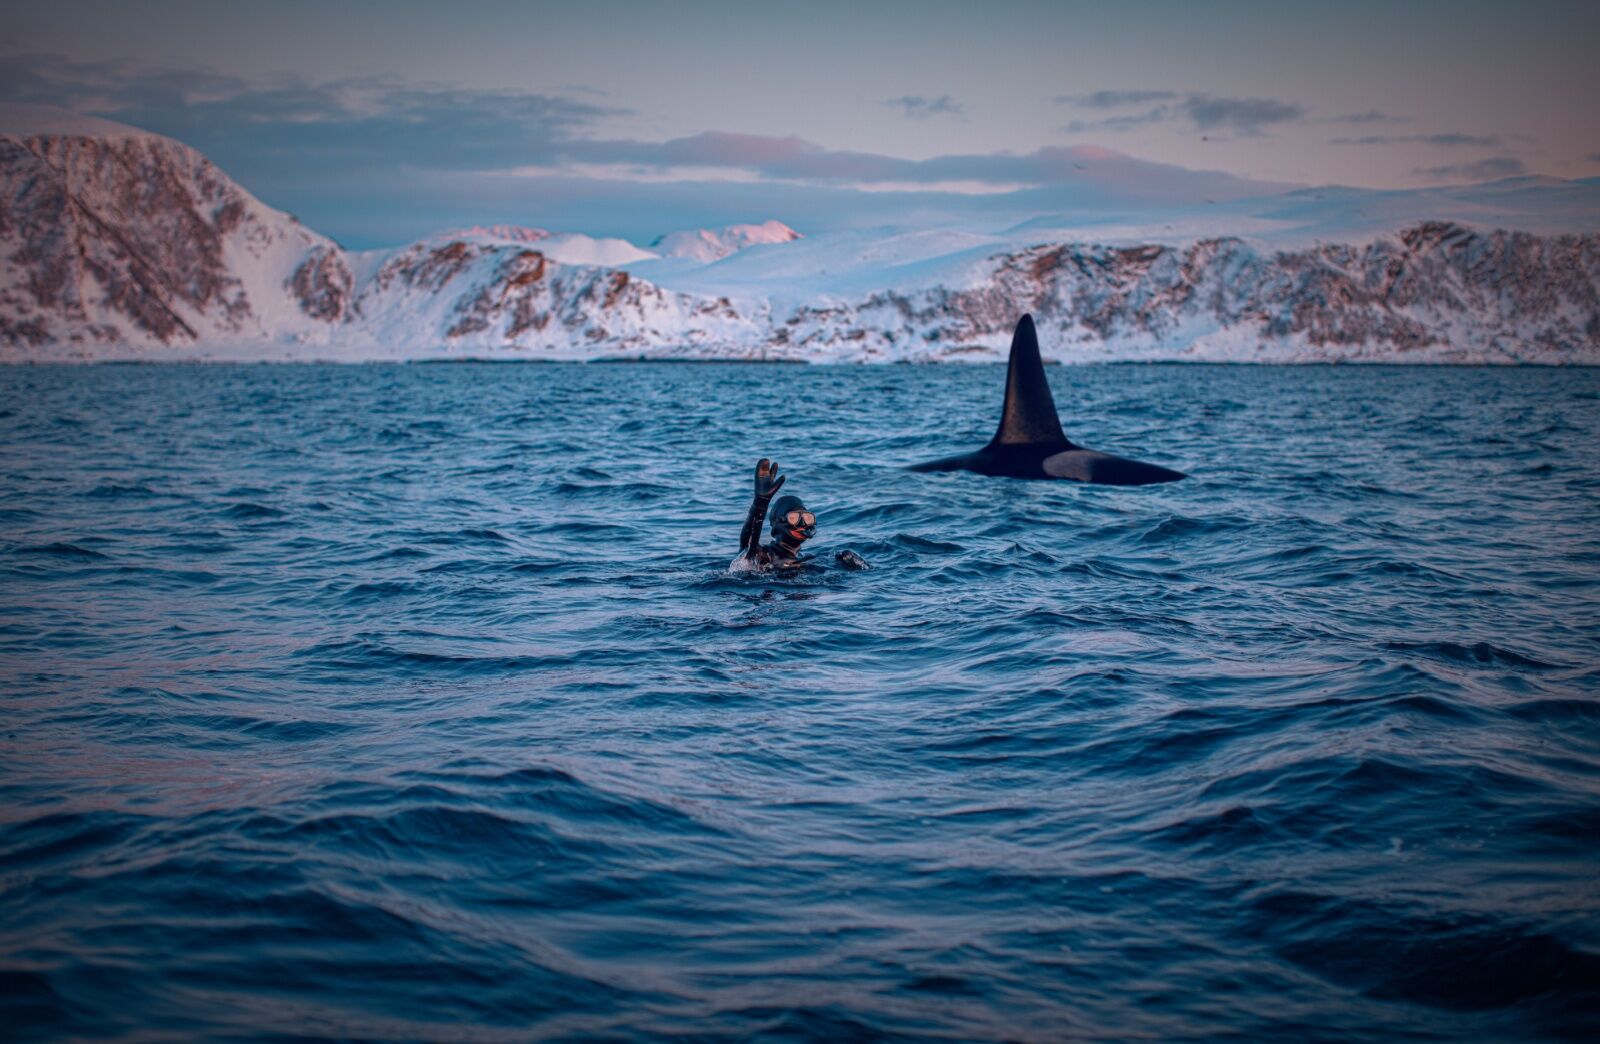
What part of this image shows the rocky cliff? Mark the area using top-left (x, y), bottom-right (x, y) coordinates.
top-left (771, 224), bottom-right (1600, 362)
top-left (2, 110), bottom-right (1596, 363)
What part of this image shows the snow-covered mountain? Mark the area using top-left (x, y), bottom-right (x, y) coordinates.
top-left (0, 104), bottom-right (343, 351)
top-left (426, 226), bottom-right (659, 268)
top-left (652, 220), bottom-right (802, 262)
top-left (2, 104), bottom-right (1597, 363)
top-left (0, 106), bottom-right (752, 360)
top-left (345, 236), bottom-right (754, 357)
top-left (758, 225), bottom-right (1600, 363)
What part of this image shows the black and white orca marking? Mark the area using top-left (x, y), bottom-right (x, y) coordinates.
top-left (909, 315), bottom-right (1185, 485)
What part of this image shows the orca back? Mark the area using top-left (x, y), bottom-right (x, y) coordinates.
top-left (908, 313), bottom-right (1184, 484)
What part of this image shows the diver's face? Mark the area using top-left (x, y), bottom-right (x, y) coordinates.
top-left (782, 508), bottom-right (816, 545)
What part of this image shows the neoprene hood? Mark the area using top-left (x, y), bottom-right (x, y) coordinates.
top-left (768, 494), bottom-right (814, 543)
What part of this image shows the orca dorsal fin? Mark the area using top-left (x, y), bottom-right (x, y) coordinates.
top-left (990, 315), bottom-right (1069, 447)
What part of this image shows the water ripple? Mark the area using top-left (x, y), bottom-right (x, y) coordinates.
top-left (1, 362), bottom-right (1597, 1039)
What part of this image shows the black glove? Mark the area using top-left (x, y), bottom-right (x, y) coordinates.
top-left (754, 458), bottom-right (786, 500)
top-left (835, 549), bottom-right (869, 571)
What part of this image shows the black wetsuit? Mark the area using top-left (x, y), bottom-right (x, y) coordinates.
top-left (738, 488), bottom-right (803, 568)
top-left (737, 463), bottom-right (867, 571)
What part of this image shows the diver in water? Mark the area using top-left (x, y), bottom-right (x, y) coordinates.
top-left (737, 458), bottom-right (868, 571)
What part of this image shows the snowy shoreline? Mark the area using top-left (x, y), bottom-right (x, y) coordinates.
top-left (9, 354), bottom-right (1598, 368)
top-left (4, 103), bottom-right (1598, 365)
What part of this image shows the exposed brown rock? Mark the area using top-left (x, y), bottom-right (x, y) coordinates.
top-left (290, 246), bottom-right (353, 322)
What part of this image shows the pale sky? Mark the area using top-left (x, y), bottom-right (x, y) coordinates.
top-left (3, 0), bottom-right (1596, 247)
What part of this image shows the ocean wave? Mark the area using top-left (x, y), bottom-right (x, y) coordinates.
top-left (219, 501), bottom-right (287, 520)
top-left (1248, 890), bottom-right (1600, 1017)
top-left (1383, 639), bottom-right (1565, 671)
top-left (2, 362), bottom-right (1597, 1039)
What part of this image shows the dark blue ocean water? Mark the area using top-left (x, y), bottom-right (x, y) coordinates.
top-left (1, 362), bottom-right (1598, 1041)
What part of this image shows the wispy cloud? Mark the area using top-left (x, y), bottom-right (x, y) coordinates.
top-left (0, 49), bottom-right (620, 176)
top-left (1179, 95), bottom-right (1303, 135)
top-left (557, 132), bottom-right (1283, 202)
top-left (884, 94), bottom-right (964, 120)
top-left (1323, 110), bottom-right (1408, 125)
top-left (1058, 90), bottom-right (1176, 110)
top-left (0, 50), bottom-right (1295, 245)
top-left (1058, 89), bottom-right (1304, 137)
top-left (1333, 132), bottom-right (1500, 147)
top-left (0, 50), bottom-right (1284, 199)
top-left (1415, 156), bottom-right (1527, 181)
top-left (1062, 107), bottom-right (1171, 134)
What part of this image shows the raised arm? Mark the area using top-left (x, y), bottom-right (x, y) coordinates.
top-left (739, 458), bottom-right (785, 554)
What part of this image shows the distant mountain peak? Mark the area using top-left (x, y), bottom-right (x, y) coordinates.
top-left (651, 220), bottom-right (802, 262)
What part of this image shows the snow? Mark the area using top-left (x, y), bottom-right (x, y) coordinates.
top-left (652, 220), bottom-right (802, 262)
top-left (0, 102), bottom-right (156, 139)
top-left (536, 233), bottom-right (658, 267)
top-left (3, 111), bottom-right (1598, 365)
top-left (427, 226), bottom-right (657, 267)
top-left (631, 226), bottom-right (1002, 310)
top-left (435, 225), bottom-right (552, 245)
